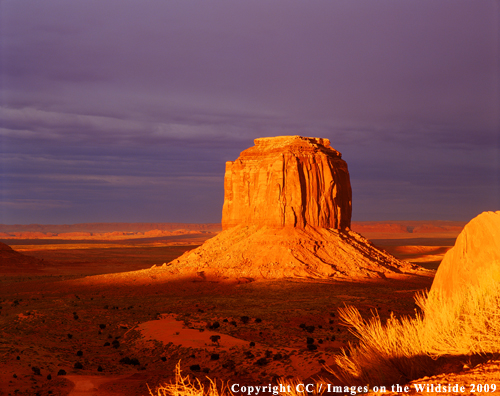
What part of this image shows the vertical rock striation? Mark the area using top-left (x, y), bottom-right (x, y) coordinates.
top-left (222, 136), bottom-right (352, 230)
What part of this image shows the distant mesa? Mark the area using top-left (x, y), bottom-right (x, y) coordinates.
top-left (430, 211), bottom-right (500, 298)
top-left (166, 136), bottom-right (422, 280)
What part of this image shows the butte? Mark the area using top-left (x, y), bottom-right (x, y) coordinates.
top-left (166, 136), bottom-right (421, 280)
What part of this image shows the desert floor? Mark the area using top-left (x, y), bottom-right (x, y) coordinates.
top-left (0, 231), bottom-right (458, 395)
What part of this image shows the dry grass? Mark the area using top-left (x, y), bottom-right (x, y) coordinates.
top-left (148, 363), bottom-right (329, 396)
top-left (148, 363), bottom-right (229, 396)
top-left (332, 279), bottom-right (500, 385)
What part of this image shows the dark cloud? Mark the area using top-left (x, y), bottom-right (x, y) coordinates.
top-left (1, 0), bottom-right (498, 223)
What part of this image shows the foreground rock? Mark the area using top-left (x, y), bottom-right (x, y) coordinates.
top-left (168, 136), bottom-right (421, 280)
top-left (430, 211), bottom-right (500, 298)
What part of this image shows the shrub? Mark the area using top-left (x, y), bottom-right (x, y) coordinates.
top-left (331, 280), bottom-right (500, 386)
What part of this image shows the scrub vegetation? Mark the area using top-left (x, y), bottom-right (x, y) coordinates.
top-left (332, 279), bottom-right (500, 385)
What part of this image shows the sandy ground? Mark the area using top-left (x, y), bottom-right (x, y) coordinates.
top-left (3, 229), bottom-right (497, 396)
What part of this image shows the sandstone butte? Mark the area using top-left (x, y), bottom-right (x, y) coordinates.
top-left (430, 210), bottom-right (500, 299)
top-left (165, 136), bottom-right (422, 280)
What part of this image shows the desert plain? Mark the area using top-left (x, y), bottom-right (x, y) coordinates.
top-left (0, 221), bottom-right (464, 396)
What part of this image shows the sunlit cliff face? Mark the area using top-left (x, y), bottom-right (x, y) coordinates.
top-left (222, 136), bottom-right (352, 231)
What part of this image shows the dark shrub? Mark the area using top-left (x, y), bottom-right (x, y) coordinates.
top-left (67, 334), bottom-right (73, 339)
top-left (76, 350), bottom-right (83, 356)
top-left (240, 316), bottom-right (250, 324)
top-left (210, 353), bottom-right (219, 360)
top-left (31, 366), bottom-right (41, 375)
top-left (57, 370), bottom-right (66, 376)
top-left (299, 323), bottom-right (306, 329)
top-left (120, 357), bottom-right (131, 365)
top-left (273, 353), bottom-right (283, 361)
top-left (223, 318), bottom-right (228, 322)
top-left (161, 357), bottom-right (167, 362)
top-left (230, 320), bottom-right (237, 326)
top-left (99, 324), bottom-right (106, 329)
top-left (307, 344), bottom-right (318, 351)
top-left (305, 326), bottom-right (315, 333)
top-left (255, 358), bottom-right (268, 366)
top-left (97, 366), bottom-right (103, 372)
top-left (210, 335), bottom-right (221, 344)
top-left (47, 374), bottom-right (52, 380)
top-left (306, 337), bottom-right (314, 344)
top-left (190, 364), bottom-right (201, 372)
top-left (249, 341), bottom-right (255, 347)
top-left (318, 339), bottom-right (323, 344)
top-left (103, 342), bottom-right (110, 347)
top-left (112, 340), bottom-right (120, 349)
top-left (74, 362), bottom-right (83, 369)
top-left (210, 321), bottom-right (220, 329)
top-left (255, 318), bottom-right (262, 323)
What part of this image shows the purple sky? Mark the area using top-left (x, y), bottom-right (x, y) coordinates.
top-left (1, 0), bottom-right (499, 224)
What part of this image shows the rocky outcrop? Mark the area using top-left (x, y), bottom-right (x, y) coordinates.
top-left (166, 136), bottom-right (422, 280)
top-left (430, 211), bottom-right (500, 298)
top-left (167, 224), bottom-right (417, 279)
top-left (0, 242), bottom-right (46, 273)
top-left (222, 136), bottom-right (351, 230)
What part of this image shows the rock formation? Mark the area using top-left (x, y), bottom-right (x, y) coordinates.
top-left (430, 211), bottom-right (500, 298)
top-left (222, 136), bottom-right (351, 230)
top-left (0, 242), bottom-right (46, 273)
top-left (166, 136), bottom-right (422, 280)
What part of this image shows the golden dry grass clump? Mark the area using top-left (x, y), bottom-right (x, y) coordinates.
top-left (148, 363), bottom-right (226, 396)
top-left (149, 363), bottom-right (327, 396)
top-left (332, 278), bottom-right (500, 385)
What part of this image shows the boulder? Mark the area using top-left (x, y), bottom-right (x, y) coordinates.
top-left (430, 211), bottom-right (500, 298)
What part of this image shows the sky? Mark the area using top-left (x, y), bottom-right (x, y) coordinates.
top-left (1, 0), bottom-right (499, 225)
